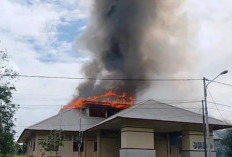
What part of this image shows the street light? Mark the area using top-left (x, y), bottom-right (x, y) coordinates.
top-left (203, 70), bottom-right (228, 157)
top-left (206, 70), bottom-right (228, 87)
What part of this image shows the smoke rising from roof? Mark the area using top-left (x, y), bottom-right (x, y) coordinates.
top-left (76, 0), bottom-right (195, 98)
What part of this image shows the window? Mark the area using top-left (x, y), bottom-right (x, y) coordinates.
top-left (32, 140), bottom-right (35, 151)
top-left (73, 141), bottom-right (84, 152)
top-left (94, 141), bottom-right (97, 152)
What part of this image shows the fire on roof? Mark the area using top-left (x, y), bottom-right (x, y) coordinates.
top-left (62, 90), bottom-right (134, 113)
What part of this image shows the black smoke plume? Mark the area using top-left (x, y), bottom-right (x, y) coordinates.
top-left (76, 0), bottom-right (195, 98)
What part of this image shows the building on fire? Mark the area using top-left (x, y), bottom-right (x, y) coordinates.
top-left (18, 100), bottom-right (232, 157)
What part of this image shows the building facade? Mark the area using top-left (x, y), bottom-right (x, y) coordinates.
top-left (18, 100), bottom-right (231, 157)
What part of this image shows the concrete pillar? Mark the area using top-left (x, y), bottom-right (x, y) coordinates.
top-left (182, 125), bottom-right (216, 157)
top-left (120, 127), bottom-right (156, 157)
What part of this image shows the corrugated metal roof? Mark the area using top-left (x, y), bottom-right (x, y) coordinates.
top-left (18, 109), bottom-right (105, 143)
top-left (88, 100), bottom-right (231, 130)
top-left (27, 109), bottom-right (105, 131)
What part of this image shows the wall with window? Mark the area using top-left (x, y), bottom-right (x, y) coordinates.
top-left (25, 130), bottom-right (119, 157)
top-left (26, 132), bottom-right (87, 157)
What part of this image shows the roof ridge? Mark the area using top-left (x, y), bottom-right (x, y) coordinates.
top-left (153, 100), bottom-right (225, 123)
top-left (112, 99), bottom-right (151, 117)
top-left (85, 99), bottom-right (232, 132)
top-left (101, 99), bottom-right (158, 119)
top-left (112, 99), bottom-right (225, 124)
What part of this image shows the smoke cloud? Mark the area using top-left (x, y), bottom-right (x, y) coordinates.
top-left (76, 0), bottom-right (196, 98)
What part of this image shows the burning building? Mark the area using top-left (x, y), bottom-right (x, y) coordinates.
top-left (17, 0), bottom-right (232, 157)
top-left (18, 100), bottom-right (232, 157)
top-left (62, 90), bottom-right (134, 118)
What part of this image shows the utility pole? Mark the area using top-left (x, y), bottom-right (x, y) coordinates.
top-left (202, 100), bottom-right (207, 157)
top-left (203, 77), bottom-right (211, 157)
top-left (202, 70), bottom-right (228, 157)
top-left (59, 105), bottom-right (63, 156)
top-left (78, 118), bottom-right (83, 157)
top-left (0, 102), bottom-right (2, 130)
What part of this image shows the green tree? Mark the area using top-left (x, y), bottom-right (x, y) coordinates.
top-left (221, 129), bottom-right (232, 156)
top-left (38, 130), bottom-right (63, 157)
top-left (0, 43), bottom-right (18, 156)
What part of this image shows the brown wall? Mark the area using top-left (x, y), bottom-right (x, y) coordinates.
top-left (97, 131), bottom-right (120, 157)
top-left (100, 137), bottom-right (120, 157)
top-left (154, 134), bottom-right (168, 157)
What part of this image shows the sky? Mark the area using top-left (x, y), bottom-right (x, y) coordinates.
top-left (1, 0), bottom-right (232, 139)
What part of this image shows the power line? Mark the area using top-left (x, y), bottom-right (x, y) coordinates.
top-left (14, 98), bottom-right (70, 101)
top-left (207, 88), bottom-right (227, 122)
top-left (3, 74), bottom-right (232, 88)
top-left (16, 100), bottom-right (202, 105)
top-left (19, 107), bottom-right (204, 109)
top-left (212, 80), bottom-right (232, 87)
top-left (3, 74), bottom-right (232, 89)
top-left (13, 94), bottom-right (203, 103)
top-left (16, 102), bottom-right (232, 113)
top-left (15, 100), bottom-right (231, 108)
top-left (1, 74), bottom-right (202, 81)
top-left (17, 107), bottom-right (232, 111)
top-left (17, 106), bottom-right (232, 111)
top-left (19, 108), bottom-right (61, 110)
top-left (14, 93), bottom-right (70, 97)
top-left (8, 98), bottom-right (232, 110)
top-left (16, 100), bottom-right (202, 107)
top-left (207, 101), bottom-right (232, 108)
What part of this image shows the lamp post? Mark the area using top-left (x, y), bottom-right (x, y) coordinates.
top-left (203, 70), bottom-right (228, 157)
top-left (202, 100), bottom-right (207, 157)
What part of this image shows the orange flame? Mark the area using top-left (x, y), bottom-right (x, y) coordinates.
top-left (62, 90), bottom-right (134, 111)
